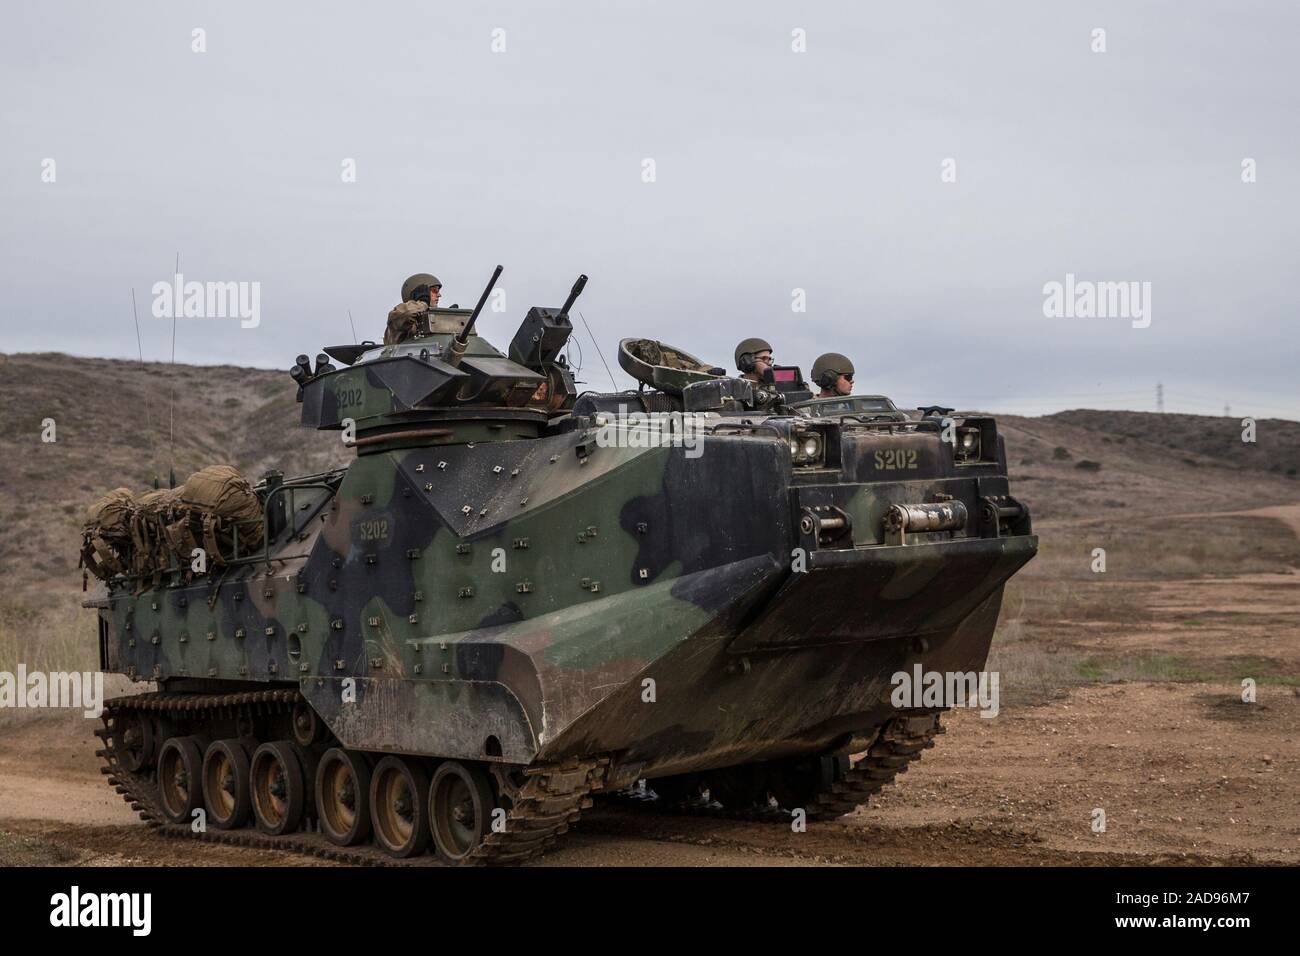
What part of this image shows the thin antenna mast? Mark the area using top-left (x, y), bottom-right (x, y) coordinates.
top-left (130, 288), bottom-right (158, 486)
top-left (347, 309), bottom-right (358, 342)
top-left (169, 251), bottom-right (179, 487)
top-left (577, 310), bottom-right (617, 392)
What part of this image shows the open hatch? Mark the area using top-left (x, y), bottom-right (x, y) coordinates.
top-left (618, 338), bottom-right (726, 396)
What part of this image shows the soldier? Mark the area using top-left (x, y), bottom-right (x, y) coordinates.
top-left (384, 272), bottom-right (443, 345)
top-left (811, 352), bottom-right (854, 398)
top-left (734, 337), bottom-right (774, 384)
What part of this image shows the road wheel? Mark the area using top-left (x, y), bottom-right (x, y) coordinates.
top-left (250, 741), bottom-right (306, 835)
top-left (429, 760), bottom-right (497, 864)
top-left (157, 735), bottom-right (205, 824)
top-left (109, 711), bottom-right (154, 773)
top-left (202, 739), bottom-right (252, 830)
top-left (316, 748), bottom-right (372, 846)
top-left (290, 700), bottom-right (324, 747)
top-left (370, 756), bottom-right (430, 858)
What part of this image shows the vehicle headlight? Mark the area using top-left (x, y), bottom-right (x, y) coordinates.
top-left (790, 431), bottom-right (825, 466)
top-left (955, 426), bottom-right (981, 461)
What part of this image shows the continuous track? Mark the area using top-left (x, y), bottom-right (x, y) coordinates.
top-left (95, 690), bottom-right (607, 866)
top-left (605, 711), bottom-right (945, 822)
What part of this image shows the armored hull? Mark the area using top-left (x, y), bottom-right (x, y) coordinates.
top-left (87, 300), bottom-right (1036, 864)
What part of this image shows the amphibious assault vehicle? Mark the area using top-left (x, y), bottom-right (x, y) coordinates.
top-left (83, 267), bottom-right (1037, 864)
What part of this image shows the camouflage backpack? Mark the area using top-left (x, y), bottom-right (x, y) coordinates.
top-left (80, 488), bottom-right (136, 581)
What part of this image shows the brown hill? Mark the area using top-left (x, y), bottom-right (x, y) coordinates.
top-left (994, 412), bottom-right (1298, 524)
top-left (0, 352), bottom-right (347, 603)
top-left (1047, 409), bottom-right (1299, 479)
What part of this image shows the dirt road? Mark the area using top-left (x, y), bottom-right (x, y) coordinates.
top-left (2, 678), bottom-right (1294, 867)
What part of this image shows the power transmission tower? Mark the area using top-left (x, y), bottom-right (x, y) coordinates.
top-left (1156, 383), bottom-right (1164, 413)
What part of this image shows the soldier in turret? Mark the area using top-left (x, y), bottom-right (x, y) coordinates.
top-left (811, 352), bottom-right (855, 398)
top-left (734, 337), bottom-right (775, 384)
top-left (384, 272), bottom-right (443, 345)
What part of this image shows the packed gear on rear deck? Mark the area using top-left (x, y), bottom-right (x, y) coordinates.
top-left (79, 465), bottom-right (265, 582)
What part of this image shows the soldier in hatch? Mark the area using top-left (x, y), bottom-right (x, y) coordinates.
top-left (811, 352), bottom-right (855, 398)
top-left (734, 337), bottom-right (775, 384)
top-left (384, 272), bottom-right (443, 345)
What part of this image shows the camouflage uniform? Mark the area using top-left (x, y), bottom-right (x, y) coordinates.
top-left (384, 300), bottom-right (430, 345)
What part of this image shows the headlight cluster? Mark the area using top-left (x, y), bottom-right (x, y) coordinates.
top-left (954, 426), bottom-right (982, 462)
top-left (789, 431), bottom-right (825, 466)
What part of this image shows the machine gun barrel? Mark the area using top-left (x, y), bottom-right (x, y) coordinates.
top-left (447, 264), bottom-right (502, 367)
top-left (557, 274), bottom-right (588, 320)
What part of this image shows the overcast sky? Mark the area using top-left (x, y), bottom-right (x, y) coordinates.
top-left (1, 0), bottom-right (1296, 419)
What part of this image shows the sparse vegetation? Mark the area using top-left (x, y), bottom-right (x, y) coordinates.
top-left (0, 595), bottom-right (99, 675)
top-left (1050, 409), bottom-right (1300, 477)
top-left (0, 829), bottom-right (81, 866)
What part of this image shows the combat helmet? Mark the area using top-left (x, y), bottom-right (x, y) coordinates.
top-left (734, 336), bottom-right (773, 373)
top-left (811, 352), bottom-right (854, 389)
top-left (401, 273), bottom-right (443, 303)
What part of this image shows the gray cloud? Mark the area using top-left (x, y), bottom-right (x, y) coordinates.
top-left (1, 0), bottom-right (1296, 419)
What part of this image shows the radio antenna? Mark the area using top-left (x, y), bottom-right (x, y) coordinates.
top-left (168, 251), bottom-right (179, 488)
top-left (578, 310), bottom-right (617, 392)
top-left (130, 287), bottom-right (159, 487)
top-left (347, 309), bottom-right (358, 343)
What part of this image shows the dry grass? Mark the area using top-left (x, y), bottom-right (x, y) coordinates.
top-left (0, 595), bottom-right (98, 676)
top-left (0, 829), bottom-right (80, 866)
top-left (991, 510), bottom-right (1300, 706)
top-left (1049, 409), bottom-right (1300, 479)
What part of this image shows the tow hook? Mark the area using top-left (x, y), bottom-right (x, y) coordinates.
top-left (882, 501), bottom-right (969, 546)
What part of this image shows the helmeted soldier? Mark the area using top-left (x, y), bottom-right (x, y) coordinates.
top-left (733, 337), bottom-right (774, 384)
top-left (811, 352), bottom-right (854, 398)
top-left (384, 272), bottom-right (443, 345)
